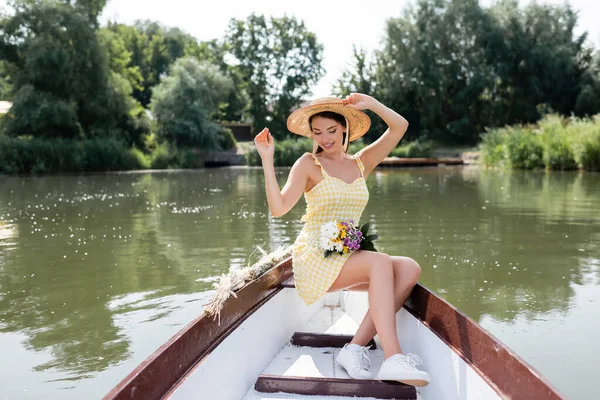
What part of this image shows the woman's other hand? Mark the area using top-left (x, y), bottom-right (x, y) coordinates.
top-left (254, 128), bottom-right (274, 161)
top-left (343, 93), bottom-right (379, 111)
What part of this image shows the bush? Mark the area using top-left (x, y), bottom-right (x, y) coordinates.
top-left (0, 137), bottom-right (144, 174)
top-left (218, 127), bottom-right (237, 151)
top-left (539, 116), bottom-right (577, 170)
top-left (505, 127), bottom-right (545, 169)
top-left (479, 114), bottom-right (600, 170)
top-left (274, 139), bottom-right (314, 166)
top-left (246, 137), bottom-right (434, 166)
top-left (389, 140), bottom-right (434, 158)
top-left (480, 129), bottom-right (508, 168)
top-left (246, 138), bottom-right (310, 166)
top-left (149, 143), bottom-right (203, 169)
top-left (571, 118), bottom-right (600, 171)
top-left (151, 57), bottom-right (233, 150)
top-left (348, 140), bottom-right (368, 154)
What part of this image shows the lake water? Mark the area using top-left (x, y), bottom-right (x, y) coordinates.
top-left (0, 166), bottom-right (599, 399)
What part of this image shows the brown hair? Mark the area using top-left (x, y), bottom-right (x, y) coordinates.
top-left (309, 111), bottom-right (348, 154)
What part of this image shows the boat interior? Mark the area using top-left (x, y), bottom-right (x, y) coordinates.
top-left (104, 260), bottom-right (564, 400)
top-left (167, 276), bottom-right (501, 400)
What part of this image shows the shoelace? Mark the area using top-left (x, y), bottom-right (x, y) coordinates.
top-left (359, 346), bottom-right (371, 370)
top-left (404, 353), bottom-right (424, 369)
top-left (348, 345), bottom-right (371, 371)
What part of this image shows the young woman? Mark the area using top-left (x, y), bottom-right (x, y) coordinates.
top-left (254, 93), bottom-right (430, 386)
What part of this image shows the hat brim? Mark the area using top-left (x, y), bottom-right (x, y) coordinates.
top-left (287, 101), bottom-right (371, 142)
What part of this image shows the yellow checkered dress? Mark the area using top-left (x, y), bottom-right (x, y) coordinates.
top-left (292, 152), bottom-right (370, 305)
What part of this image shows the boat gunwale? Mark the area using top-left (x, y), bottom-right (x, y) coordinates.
top-left (102, 258), bottom-right (293, 400)
top-left (103, 256), bottom-right (567, 400)
top-left (403, 283), bottom-right (567, 399)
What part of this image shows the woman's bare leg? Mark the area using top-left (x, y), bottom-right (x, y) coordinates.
top-left (340, 257), bottom-right (422, 351)
top-left (327, 250), bottom-right (401, 358)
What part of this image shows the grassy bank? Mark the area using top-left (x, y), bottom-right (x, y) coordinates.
top-left (480, 115), bottom-right (600, 171)
top-left (245, 138), bottom-right (434, 166)
top-left (0, 136), bottom-right (203, 174)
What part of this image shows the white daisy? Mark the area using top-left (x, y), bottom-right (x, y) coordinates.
top-left (334, 241), bottom-right (344, 253)
top-left (319, 221), bottom-right (340, 252)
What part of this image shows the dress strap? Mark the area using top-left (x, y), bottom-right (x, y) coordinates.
top-left (308, 152), bottom-right (329, 178)
top-left (354, 154), bottom-right (365, 178)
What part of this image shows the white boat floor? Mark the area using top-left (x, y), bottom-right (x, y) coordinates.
top-left (243, 305), bottom-right (424, 400)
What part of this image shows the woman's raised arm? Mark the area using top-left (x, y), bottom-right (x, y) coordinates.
top-left (344, 93), bottom-right (409, 176)
top-left (254, 128), bottom-right (310, 217)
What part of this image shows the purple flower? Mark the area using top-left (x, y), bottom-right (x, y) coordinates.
top-left (357, 231), bottom-right (363, 238)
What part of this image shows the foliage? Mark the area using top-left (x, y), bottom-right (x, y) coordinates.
top-left (150, 57), bottom-right (234, 150)
top-left (0, 135), bottom-right (211, 174)
top-left (570, 116), bottom-right (600, 171)
top-left (148, 143), bottom-right (203, 169)
top-left (0, 60), bottom-right (12, 99)
top-left (246, 138), bottom-right (432, 167)
top-left (103, 21), bottom-right (228, 109)
top-left (225, 14), bottom-right (324, 139)
top-left (218, 127), bottom-right (237, 151)
top-left (0, 136), bottom-right (143, 173)
top-left (538, 116), bottom-right (577, 170)
top-left (0, 1), bottom-right (149, 144)
top-left (389, 140), bottom-right (434, 158)
top-left (479, 114), bottom-right (600, 171)
top-left (246, 137), bottom-right (313, 167)
top-left (335, 0), bottom-right (600, 145)
top-left (504, 127), bottom-right (545, 169)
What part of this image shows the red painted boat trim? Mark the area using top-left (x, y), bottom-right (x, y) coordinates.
top-left (105, 257), bottom-right (566, 400)
top-left (284, 273), bottom-right (566, 399)
top-left (102, 259), bottom-right (293, 400)
top-left (290, 332), bottom-right (377, 349)
top-left (255, 374), bottom-right (417, 399)
top-left (404, 283), bottom-right (567, 399)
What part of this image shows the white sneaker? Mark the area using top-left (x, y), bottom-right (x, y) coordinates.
top-left (335, 343), bottom-right (373, 379)
top-left (377, 353), bottom-right (430, 386)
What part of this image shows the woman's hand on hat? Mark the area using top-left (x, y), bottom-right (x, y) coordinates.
top-left (254, 128), bottom-right (274, 160)
top-left (342, 93), bottom-right (376, 111)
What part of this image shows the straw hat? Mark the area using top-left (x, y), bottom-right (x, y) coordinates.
top-left (287, 97), bottom-right (371, 143)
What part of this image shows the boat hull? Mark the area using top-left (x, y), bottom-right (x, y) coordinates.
top-left (104, 258), bottom-right (566, 400)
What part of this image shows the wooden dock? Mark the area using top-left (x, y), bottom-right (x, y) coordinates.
top-left (378, 157), bottom-right (464, 167)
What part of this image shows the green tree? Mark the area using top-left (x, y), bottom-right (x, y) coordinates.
top-left (333, 46), bottom-right (389, 143)
top-left (98, 28), bottom-right (144, 94)
top-left (9, 0), bottom-right (108, 26)
top-left (150, 57), bottom-right (233, 149)
top-left (336, 0), bottom-right (600, 144)
top-left (573, 48), bottom-right (600, 117)
top-left (376, 0), bottom-right (498, 143)
top-left (97, 28), bottom-right (150, 147)
top-left (487, 0), bottom-right (590, 125)
top-left (225, 14), bottom-right (324, 139)
top-left (104, 21), bottom-right (219, 108)
top-left (0, 1), bottom-right (148, 144)
top-left (0, 61), bottom-right (12, 100)
top-left (70, 0), bottom-right (107, 26)
top-left (334, 46), bottom-right (375, 98)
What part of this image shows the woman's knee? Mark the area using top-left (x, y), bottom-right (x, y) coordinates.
top-left (408, 258), bottom-right (421, 284)
top-left (392, 256), bottom-right (421, 284)
top-left (368, 252), bottom-right (394, 279)
top-left (408, 258), bottom-right (422, 282)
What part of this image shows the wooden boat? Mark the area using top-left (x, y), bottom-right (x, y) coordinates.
top-left (104, 258), bottom-right (566, 400)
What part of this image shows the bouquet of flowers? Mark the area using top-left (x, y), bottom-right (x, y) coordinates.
top-left (319, 220), bottom-right (379, 259)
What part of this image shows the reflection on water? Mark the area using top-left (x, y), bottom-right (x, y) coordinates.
top-left (0, 167), bottom-right (598, 399)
